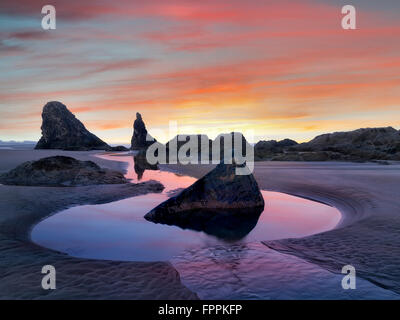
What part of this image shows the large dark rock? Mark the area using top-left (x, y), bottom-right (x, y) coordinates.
top-left (0, 156), bottom-right (128, 186)
top-left (35, 101), bottom-right (111, 151)
top-left (144, 162), bottom-right (264, 239)
top-left (130, 113), bottom-right (156, 150)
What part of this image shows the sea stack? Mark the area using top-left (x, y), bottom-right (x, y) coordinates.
top-left (130, 112), bottom-right (156, 150)
top-left (35, 101), bottom-right (110, 151)
top-left (144, 162), bottom-right (264, 237)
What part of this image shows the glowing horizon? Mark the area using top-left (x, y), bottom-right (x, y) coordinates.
top-left (1, 0), bottom-right (399, 144)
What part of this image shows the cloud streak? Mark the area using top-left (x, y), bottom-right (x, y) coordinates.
top-left (1, 0), bottom-right (399, 143)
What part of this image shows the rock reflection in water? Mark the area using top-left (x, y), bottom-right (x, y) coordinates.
top-left (145, 206), bottom-right (263, 241)
top-left (133, 152), bottom-right (158, 180)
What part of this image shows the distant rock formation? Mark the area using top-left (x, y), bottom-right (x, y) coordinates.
top-left (0, 156), bottom-right (128, 186)
top-left (299, 127), bottom-right (400, 152)
top-left (144, 162), bottom-right (264, 239)
top-left (164, 132), bottom-right (253, 164)
top-left (131, 113), bottom-right (156, 150)
top-left (255, 127), bottom-right (400, 162)
top-left (35, 101), bottom-right (112, 151)
top-left (165, 134), bottom-right (212, 163)
top-left (255, 139), bottom-right (298, 160)
top-left (213, 132), bottom-right (253, 162)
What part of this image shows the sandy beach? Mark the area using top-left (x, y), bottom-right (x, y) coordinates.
top-left (164, 161), bottom-right (400, 295)
top-left (2, 0), bottom-right (400, 306)
top-left (0, 149), bottom-right (198, 300)
top-left (1, 149), bottom-right (400, 298)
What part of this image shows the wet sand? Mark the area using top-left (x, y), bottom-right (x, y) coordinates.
top-left (163, 161), bottom-right (400, 295)
top-left (2, 149), bottom-right (400, 298)
top-left (0, 149), bottom-right (198, 300)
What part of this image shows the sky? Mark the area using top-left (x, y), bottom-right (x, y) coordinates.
top-left (0, 0), bottom-right (400, 144)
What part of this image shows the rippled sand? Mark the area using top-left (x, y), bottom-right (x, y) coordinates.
top-left (0, 149), bottom-right (197, 300)
top-left (172, 243), bottom-right (398, 299)
top-left (166, 161), bottom-right (400, 297)
top-left (1, 148), bottom-right (400, 299)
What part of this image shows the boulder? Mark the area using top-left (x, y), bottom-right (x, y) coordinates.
top-left (35, 101), bottom-right (111, 151)
top-left (144, 162), bottom-right (264, 238)
top-left (0, 156), bottom-right (128, 186)
top-left (130, 113), bottom-right (156, 150)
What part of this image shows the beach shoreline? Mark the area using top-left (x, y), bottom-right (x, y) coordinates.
top-left (1, 149), bottom-right (400, 298)
top-left (0, 149), bottom-right (198, 300)
top-left (163, 161), bottom-right (400, 295)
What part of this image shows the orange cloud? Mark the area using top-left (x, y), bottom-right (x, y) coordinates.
top-left (1, 0), bottom-right (400, 143)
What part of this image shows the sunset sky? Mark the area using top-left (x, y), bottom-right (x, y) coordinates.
top-left (1, 0), bottom-right (400, 143)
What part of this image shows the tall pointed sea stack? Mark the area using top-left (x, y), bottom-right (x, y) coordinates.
top-left (35, 101), bottom-right (110, 151)
top-left (130, 112), bottom-right (155, 150)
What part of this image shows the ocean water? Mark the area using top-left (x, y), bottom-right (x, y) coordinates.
top-left (31, 152), bottom-right (399, 299)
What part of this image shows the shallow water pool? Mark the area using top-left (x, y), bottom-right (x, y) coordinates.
top-left (31, 153), bottom-right (399, 299)
top-left (31, 153), bottom-right (341, 261)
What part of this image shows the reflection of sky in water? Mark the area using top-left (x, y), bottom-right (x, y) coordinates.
top-left (31, 153), bottom-right (398, 299)
top-left (96, 152), bottom-right (196, 191)
top-left (172, 243), bottom-right (399, 300)
top-left (32, 153), bottom-right (340, 262)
